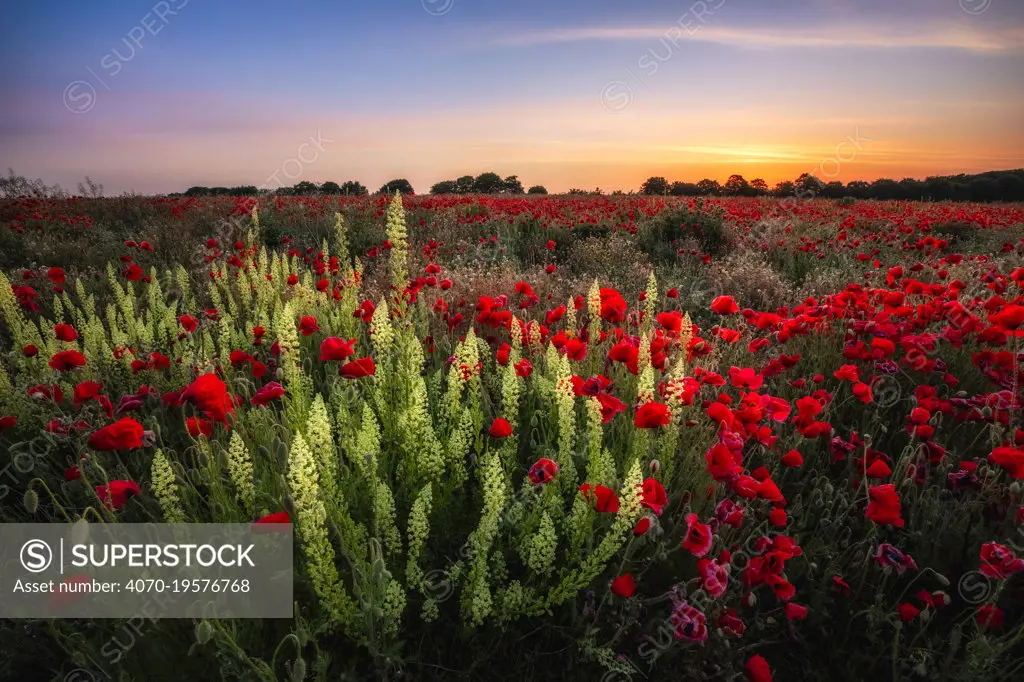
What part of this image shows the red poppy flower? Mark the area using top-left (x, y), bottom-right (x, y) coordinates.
top-left (633, 517), bottom-right (652, 535)
top-left (784, 602), bottom-right (808, 621)
top-left (563, 338), bottom-right (587, 362)
top-left (698, 557), bottom-right (729, 598)
top-left (87, 417), bottom-right (144, 451)
top-left (49, 350), bottom-right (87, 371)
top-left (251, 361), bottom-right (267, 379)
top-left (186, 416), bottom-right (213, 439)
top-left (710, 296), bottom-right (739, 315)
top-left (298, 316), bottom-right (320, 336)
top-left (979, 542), bottom-right (1024, 579)
top-left (671, 601), bottom-right (708, 642)
top-left (989, 446), bottom-right (1024, 479)
top-left (0, 415), bottom-right (17, 433)
top-left (528, 458), bottom-right (559, 485)
top-left (729, 366), bottom-right (763, 390)
top-left (514, 357), bottom-right (533, 377)
top-left (320, 337), bottom-right (357, 362)
top-left (96, 480), bottom-right (141, 510)
top-left (180, 372), bottom-right (235, 423)
top-left (610, 574), bottom-right (635, 598)
top-left (897, 602), bottom-right (920, 622)
top-left (834, 364), bottom-right (860, 382)
top-left (253, 511), bottom-right (292, 532)
top-left (744, 654), bottom-right (773, 682)
top-left (178, 315), bottom-right (198, 333)
top-left (641, 477), bottom-right (667, 515)
top-left (866, 483), bottom-right (904, 527)
top-left (579, 483), bottom-right (619, 512)
top-left (251, 382), bottom-right (286, 406)
top-left (355, 300), bottom-right (376, 322)
top-left (682, 513), bottom-right (713, 557)
top-left (488, 417), bottom-right (513, 438)
top-left (599, 288), bottom-right (627, 323)
top-left (54, 323), bottom-right (78, 341)
top-left (340, 357), bottom-right (375, 378)
top-left (635, 402), bottom-right (671, 428)
top-left (23, 344), bottom-right (38, 357)
top-left (227, 350), bottom-right (251, 367)
top-left (975, 604), bottom-right (1004, 629)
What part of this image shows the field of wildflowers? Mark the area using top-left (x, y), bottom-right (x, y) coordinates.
top-left (1, 192), bottom-right (1022, 681)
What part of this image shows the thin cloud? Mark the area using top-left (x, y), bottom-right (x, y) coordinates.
top-left (498, 22), bottom-right (1024, 54)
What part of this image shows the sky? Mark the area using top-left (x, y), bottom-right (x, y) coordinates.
top-left (1, 0), bottom-right (1023, 194)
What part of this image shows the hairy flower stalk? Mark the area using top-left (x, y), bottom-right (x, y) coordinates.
top-left (542, 456), bottom-right (643, 611)
top-left (332, 211), bottom-right (350, 266)
top-left (642, 272), bottom-right (657, 336)
top-left (554, 353), bottom-right (579, 489)
top-left (276, 302), bottom-right (313, 426)
top-left (461, 452), bottom-right (508, 627)
top-left (405, 483), bottom-right (433, 590)
top-left (385, 191), bottom-right (410, 306)
top-left (587, 279), bottom-right (602, 348)
top-left (306, 395), bottom-right (340, 512)
top-left (287, 433), bottom-right (357, 628)
top-left (524, 512), bottom-right (558, 578)
top-left (227, 431), bottom-right (255, 516)
top-left (151, 449), bottom-right (186, 523)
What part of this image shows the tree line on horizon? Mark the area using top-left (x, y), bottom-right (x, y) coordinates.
top-left (9, 166), bottom-right (1018, 202)
top-left (638, 169), bottom-right (1024, 202)
top-left (175, 168), bottom-right (1024, 203)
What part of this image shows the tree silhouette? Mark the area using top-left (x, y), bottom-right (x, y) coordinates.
top-left (640, 177), bottom-right (669, 195)
top-left (379, 179), bottom-right (414, 195)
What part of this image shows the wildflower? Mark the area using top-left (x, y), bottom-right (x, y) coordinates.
top-left (180, 373), bottom-right (234, 423)
top-left (979, 542), bottom-right (1024, 579)
top-left (178, 315), bottom-right (198, 333)
top-left (488, 417), bottom-right (513, 438)
top-left (96, 480), bottom-right (141, 510)
top-left (48, 350), bottom-right (87, 371)
top-left (975, 604), bottom-right (1004, 629)
top-left (251, 382), bottom-right (286, 406)
top-left (711, 296), bottom-right (739, 315)
top-left (186, 417), bottom-right (213, 439)
top-left (641, 477), bottom-right (668, 515)
top-left (698, 557), bottom-right (729, 598)
top-left (528, 458), bottom-right (559, 485)
top-left (579, 483), bottom-right (620, 512)
top-left (54, 323), bottom-right (78, 341)
top-left (340, 357), bottom-right (375, 378)
top-left (298, 316), bottom-right (320, 336)
top-left (87, 417), bottom-right (145, 451)
top-left (671, 600), bottom-right (708, 642)
top-left (682, 513), bottom-right (713, 558)
top-left (635, 401), bottom-right (671, 428)
top-left (633, 517), bottom-right (652, 536)
top-left (744, 654), bottom-right (773, 682)
top-left (610, 574), bottom-right (635, 598)
top-left (320, 337), bottom-right (356, 362)
top-left (874, 543), bottom-right (918, 574)
top-left (866, 483), bottom-right (905, 527)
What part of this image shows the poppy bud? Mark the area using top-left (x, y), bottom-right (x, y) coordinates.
top-left (195, 619), bottom-right (214, 644)
top-left (276, 367), bottom-right (285, 381)
top-left (650, 459), bottom-right (660, 473)
top-left (24, 489), bottom-right (39, 515)
top-left (1011, 481), bottom-right (1022, 495)
top-left (290, 657), bottom-right (307, 681)
top-left (744, 592), bottom-right (757, 607)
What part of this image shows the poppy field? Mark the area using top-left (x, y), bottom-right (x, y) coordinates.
top-left (1, 192), bottom-right (1023, 681)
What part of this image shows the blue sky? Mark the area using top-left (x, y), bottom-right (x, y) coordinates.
top-left (1, 0), bottom-right (1022, 193)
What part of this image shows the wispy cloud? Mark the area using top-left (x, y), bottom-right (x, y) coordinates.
top-left (497, 22), bottom-right (1024, 54)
